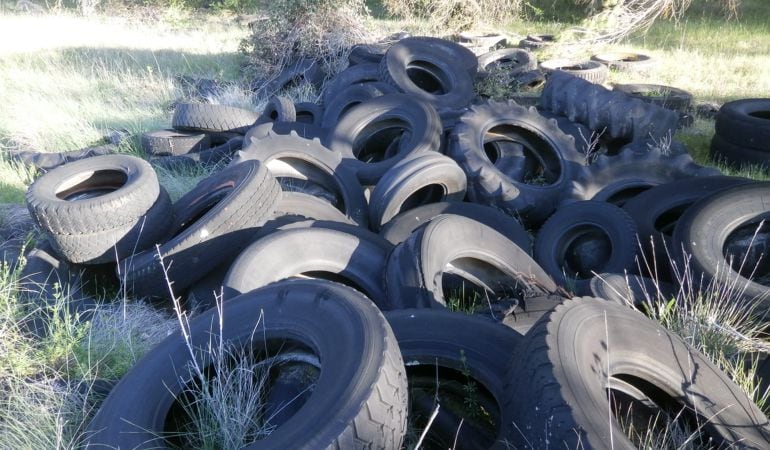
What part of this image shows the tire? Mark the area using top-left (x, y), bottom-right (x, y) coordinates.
top-left (271, 191), bottom-right (357, 225)
top-left (327, 93), bottom-right (442, 185)
top-left (141, 129), bottom-right (211, 156)
top-left (320, 82), bottom-right (397, 129)
top-left (26, 154), bottom-right (161, 235)
top-left (85, 279), bottom-right (408, 450)
top-left (589, 272), bottom-right (675, 307)
top-left (540, 59), bottom-right (608, 84)
top-left (407, 36), bottom-right (479, 77)
top-left (384, 214), bottom-right (558, 310)
top-left (223, 225), bottom-right (392, 306)
top-left (477, 48), bottom-right (537, 78)
top-left (294, 102), bottom-right (323, 126)
top-left (348, 42), bottom-right (391, 65)
top-left (711, 132), bottom-right (770, 169)
top-left (385, 309), bottom-right (522, 448)
top-left (368, 152), bottom-right (467, 231)
top-left (715, 99), bottom-right (770, 150)
top-left (263, 57), bottom-right (325, 95)
top-left (121, 160), bottom-right (280, 298)
top-left (518, 34), bottom-right (555, 50)
top-left (378, 201), bottom-right (532, 253)
top-left (622, 175), bottom-right (753, 276)
top-left (612, 83), bottom-right (692, 113)
top-left (172, 103), bottom-right (259, 135)
top-left (244, 120), bottom-right (328, 144)
top-left (320, 63), bottom-right (382, 107)
top-left (534, 201), bottom-right (638, 295)
top-left (458, 31), bottom-right (506, 50)
top-left (571, 146), bottom-right (721, 205)
top-left (502, 297), bottom-right (770, 449)
top-left (498, 294), bottom-right (564, 335)
top-left (151, 136), bottom-right (244, 171)
top-left (672, 182), bottom-right (770, 311)
top-left (448, 100), bottom-right (586, 225)
top-left (260, 95), bottom-right (297, 123)
top-left (380, 38), bottom-right (476, 110)
top-left (234, 130), bottom-right (369, 226)
top-left (591, 52), bottom-right (654, 72)
top-left (49, 185), bottom-right (173, 264)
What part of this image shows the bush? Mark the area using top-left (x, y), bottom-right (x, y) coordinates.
top-left (382, 0), bottom-right (522, 26)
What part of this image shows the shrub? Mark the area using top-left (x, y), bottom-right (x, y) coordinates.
top-left (382, 0), bottom-right (522, 27)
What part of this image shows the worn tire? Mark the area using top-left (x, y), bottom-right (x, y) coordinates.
top-left (85, 279), bottom-right (408, 450)
top-left (534, 201), bottom-right (638, 295)
top-left (715, 99), bottom-right (770, 151)
top-left (260, 95), bottom-right (297, 123)
top-left (591, 52), bottom-right (654, 72)
top-left (476, 48), bottom-right (536, 78)
top-left (384, 214), bottom-right (557, 309)
top-left (502, 296), bottom-right (770, 449)
top-left (540, 59), bottom-right (608, 84)
top-left (711, 132), bottom-right (770, 169)
top-left (368, 152), bottom-right (467, 231)
top-left (589, 273), bottom-right (675, 307)
top-left (612, 83), bottom-right (692, 113)
top-left (121, 160), bottom-right (280, 298)
top-left (141, 129), bottom-right (211, 156)
top-left (172, 103), bottom-right (258, 135)
top-left (320, 82), bottom-right (397, 129)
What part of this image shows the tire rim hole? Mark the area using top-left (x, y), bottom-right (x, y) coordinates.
top-left (486, 125), bottom-right (561, 185)
top-left (405, 367), bottom-right (499, 450)
top-left (399, 184), bottom-right (446, 215)
top-left (748, 111), bottom-right (770, 120)
top-left (163, 340), bottom-right (320, 448)
top-left (442, 257), bottom-right (522, 312)
top-left (267, 157), bottom-right (346, 213)
top-left (653, 203), bottom-right (691, 237)
top-left (353, 121), bottom-right (410, 164)
top-left (559, 225), bottom-right (612, 279)
top-left (607, 374), bottom-right (720, 448)
top-left (173, 185), bottom-right (232, 237)
top-left (277, 178), bottom-right (340, 208)
top-left (724, 219), bottom-right (770, 283)
top-left (56, 170), bottom-right (128, 201)
top-left (406, 61), bottom-right (449, 95)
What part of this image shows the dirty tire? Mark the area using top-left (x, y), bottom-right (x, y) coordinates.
top-left (672, 182), bottom-right (770, 312)
top-left (540, 59), bottom-right (608, 84)
top-left (85, 279), bottom-right (409, 450)
top-left (320, 63), bottom-right (382, 107)
top-left (386, 308), bottom-right (522, 448)
top-left (261, 95), bottom-right (297, 123)
top-left (714, 99), bottom-right (770, 150)
top-left (385, 214), bottom-right (557, 310)
top-left (26, 154), bottom-right (160, 236)
top-left (448, 100), bottom-right (585, 225)
top-left (141, 129), bottom-right (211, 156)
top-left (589, 273), bottom-right (675, 308)
top-left (368, 152), bottom-right (467, 231)
top-left (502, 296), bottom-right (770, 449)
top-left (172, 103), bottom-right (259, 135)
top-left (591, 52), bottom-right (654, 72)
top-left (294, 102), bottom-right (323, 125)
top-left (477, 48), bottom-right (536, 78)
top-left (121, 160), bottom-right (280, 298)
top-left (321, 82), bottom-right (397, 129)
top-left (612, 83), bottom-right (692, 113)
top-left (534, 201), bottom-right (638, 295)
top-left (223, 224), bottom-right (391, 305)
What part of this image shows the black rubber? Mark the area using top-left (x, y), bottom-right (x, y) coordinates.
top-left (348, 42), bottom-right (390, 66)
top-left (612, 83), bottom-right (692, 113)
top-left (477, 48), bottom-right (537, 78)
top-left (270, 191), bottom-right (357, 225)
top-left (591, 52), bottom-right (654, 72)
top-left (711, 132), bottom-right (770, 169)
top-left (368, 151), bottom-right (467, 231)
top-left (141, 129), bottom-right (211, 156)
top-left (320, 63), bottom-right (382, 107)
top-left (518, 34), bottom-right (555, 49)
top-left (150, 136), bottom-right (244, 171)
top-left (540, 59), bottom-right (608, 84)
top-left (571, 146), bottom-right (721, 205)
top-left (672, 182), bottom-right (770, 312)
top-left (223, 224), bottom-right (392, 306)
top-left (327, 93), bottom-right (442, 185)
top-left (49, 185), bottom-right (172, 264)
top-left (407, 36), bottom-right (479, 77)
top-left (498, 294), bottom-right (564, 335)
top-left (715, 99), bottom-right (770, 151)
top-left (26, 154), bottom-right (160, 235)
top-left (379, 201), bottom-right (532, 253)
top-left (121, 160), bottom-right (280, 298)
top-left (234, 130), bottom-right (369, 226)
top-left (502, 296), bottom-right (770, 449)
top-left (320, 82), bottom-right (396, 129)
top-left (172, 103), bottom-right (259, 135)
top-left (85, 279), bottom-right (408, 450)
top-left (622, 175), bottom-right (753, 276)
top-left (386, 308), bottom-right (522, 448)
top-left (380, 38), bottom-right (476, 110)
top-left (384, 214), bottom-right (557, 309)
top-left (244, 120), bottom-right (328, 144)
top-left (263, 57), bottom-right (325, 95)
top-left (260, 95), bottom-right (297, 122)
top-left (534, 201), bottom-right (638, 295)
top-left (448, 100), bottom-right (586, 225)
top-left (294, 102), bottom-right (323, 126)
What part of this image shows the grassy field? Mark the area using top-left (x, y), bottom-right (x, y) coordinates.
top-left (1, 1), bottom-right (770, 448)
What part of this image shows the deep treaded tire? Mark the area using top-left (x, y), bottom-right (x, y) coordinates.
top-left (85, 279), bottom-right (409, 450)
top-left (502, 297), bottom-right (770, 449)
top-left (121, 160), bottom-right (280, 298)
top-left (448, 100), bottom-right (585, 225)
top-left (172, 103), bottom-right (259, 135)
top-left (26, 154), bottom-right (159, 235)
top-left (141, 129), bottom-right (211, 156)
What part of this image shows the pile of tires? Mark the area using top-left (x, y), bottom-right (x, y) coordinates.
top-left (14, 34), bottom-right (770, 449)
top-left (710, 99), bottom-right (770, 169)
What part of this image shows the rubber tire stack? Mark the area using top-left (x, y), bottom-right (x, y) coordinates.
top-left (711, 99), bottom-right (770, 169)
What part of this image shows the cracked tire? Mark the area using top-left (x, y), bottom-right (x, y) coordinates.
top-left (85, 279), bottom-right (409, 450)
top-left (502, 296), bottom-right (770, 449)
